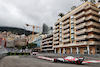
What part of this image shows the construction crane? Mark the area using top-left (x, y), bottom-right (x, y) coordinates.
top-left (25, 24), bottom-right (41, 41)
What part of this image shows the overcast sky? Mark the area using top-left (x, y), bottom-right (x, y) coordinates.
top-left (0, 0), bottom-right (98, 32)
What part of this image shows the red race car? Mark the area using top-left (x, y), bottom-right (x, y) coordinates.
top-left (52, 56), bottom-right (84, 65)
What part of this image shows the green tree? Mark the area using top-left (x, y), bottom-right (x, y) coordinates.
top-left (17, 43), bottom-right (37, 49)
top-left (90, 0), bottom-right (95, 4)
top-left (58, 13), bottom-right (64, 17)
top-left (81, 0), bottom-right (88, 2)
top-left (27, 43), bottom-right (37, 49)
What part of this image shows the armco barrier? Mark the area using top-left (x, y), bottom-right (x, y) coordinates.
top-left (0, 53), bottom-right (7, 59)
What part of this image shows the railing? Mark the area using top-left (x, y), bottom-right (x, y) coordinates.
top-left (75, 29), bottom-right (86, 35)
top-left (75, 35), bottom-right (87, 41)
top-left (74, 11), bottom-right (85, 18)
top-left (86, 21), bottom-right (100, 27)
top-left (86, 15), bottom-right (99, 22)
top-left (75, 17), bottom-right (85, 24)
top-left (86, 9), bottom-right (98, 15)
top-left (62, 20), bottom-right (69, 25)
top-left (62, 34), bottom-right (69, 38)
top-left (62, 24), bottom-right (69, 29)
top-left (75, 23), bottom-right (86, 29)
top-left (62, 39), bottom-right (70, 42)
top-left (62, 29), bottom-right (70, 34)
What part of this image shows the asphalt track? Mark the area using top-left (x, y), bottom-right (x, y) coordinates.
top-left (0, 55), bottom-right (100, 67)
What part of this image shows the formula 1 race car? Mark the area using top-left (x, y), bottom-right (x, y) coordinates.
top-left (31, 52), bottom-right (38, 55)
top-left (52, 56), bottom-right (84, 65)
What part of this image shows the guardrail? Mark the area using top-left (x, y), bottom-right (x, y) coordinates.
top-left (0, 53), bottom-right (7, 59)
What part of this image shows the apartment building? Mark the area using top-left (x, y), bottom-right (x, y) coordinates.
top-left (41, 34), bottom-right (54, 53)
top-left (53, 2), bottom-right (100, 54)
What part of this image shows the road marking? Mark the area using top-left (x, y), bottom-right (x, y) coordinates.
top-left (38, 56), bottom-right (54, 61)
top-left (83, 60), bottom-right (100, 63)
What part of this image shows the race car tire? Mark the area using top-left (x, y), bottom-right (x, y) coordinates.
top-left (54, 59), bottom-right (57, 62)
top-left (78, 61), bottom-right (82, 65)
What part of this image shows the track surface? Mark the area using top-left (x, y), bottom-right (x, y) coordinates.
top-left (0, 55), bottom-right (100, 67)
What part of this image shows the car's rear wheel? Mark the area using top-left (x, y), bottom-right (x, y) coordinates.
top-left (77, 61), bottom-right (82, 65)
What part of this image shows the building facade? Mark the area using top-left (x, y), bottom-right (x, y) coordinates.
top-left (41, 34), bottom-right (54, 53)
top-left (33, 35), bottom-right (42, 52)
top-left (53, 2), bottom-right (100, 54)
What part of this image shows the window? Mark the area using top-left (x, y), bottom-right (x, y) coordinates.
top-left (72, 41), bottom-right (74, 43)
top-left (71, 16), bottom-right (74, 19)
top-left (71, 35), bottom-right (74, 39)
top-left (71, 30), bottom-right (74, 34)
top-left (60, 29), bottom-right (62, 33)
top-left (60, 25), bottom-right (62, 28)
top-left (71, 25), bottom-right (74, 29)
top-left (60, 38), bottom-right (62, 42)
top-left (60, 33), bottom-right (62, 36)
top-left (60, 22), bottom-right (62, 24)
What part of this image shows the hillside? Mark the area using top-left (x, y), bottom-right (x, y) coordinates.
top-left (0, 27), bottom-right (36, 36)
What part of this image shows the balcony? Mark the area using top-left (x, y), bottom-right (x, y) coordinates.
top-left (87, 34), bottom-right (100, 39)
top-left (75, 35), bottom-right (87, 41)
top-left (46, 37), bottom-right (53, 41)
top-left (74, 11), bottom-right (85, 19)
top-left (75, 29), bottom-right (86, 35)
top-left (54, 33), bottom-right (59, 37)
top-left (62, 24), bottom-right (69, 29)
top-left (55, 25), bottom-right (59, 29)
top-left (85, 5), bottom-right (100, 12)
top-left (62, 34), bottom-right (69, 38)
top-left (55, 21), bottom-right (59, 26)
top-left (86, 21), bottom-right (100, 27)
top-left (53, 41), bottom-right (59, 44)
top-left (54, 29), bottom-right (59, 33)
top-left (75, 23), bottom-right (86, 29)
top-left (42, 45), bottom-right (52, 48)
top-left (48, 41), bottom-right (53, 43)
top-left (41, 48), bottom-right (54, 51)
top-left (87, 28), bottom-right (100, 33)
top-left (76, 41), bottom-right (87, 45)
top-left (62, 20), bottom-right (69, 25)
top-left (62, 39), bottom-right (70, 43)
top-left (62, 29), bottom-right (70, 34)
top-left (88, 41), bottom-right (100, 45)
top-left (53, 37), bottom-right (59, 41)
top-left (86, 15), bottom-right (99, 22)
top-left (74, 17), bottom-right (85, 24)
top-left (42, 39), bottom-right (47, 42)
top-left (73, 6), bottom-right (85, 15)
top-left (86, 9), bottom-right (98, 15)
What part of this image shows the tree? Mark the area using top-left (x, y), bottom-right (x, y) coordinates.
top-left (27, 43), bottom-right (37, 49)
top-left (58, 13), bottom-right (64, 17)
top-left (81, 0), bottom-right (88, 2)
top-left (17, 43), bottom-right (37, 49)
top-left (98, 0), bottom-right (100, 2)
top-left (90, 0), bottom-right (95, 4)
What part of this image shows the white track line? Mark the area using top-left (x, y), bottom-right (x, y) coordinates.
top-left (83, 60), bottom-right (100, 63)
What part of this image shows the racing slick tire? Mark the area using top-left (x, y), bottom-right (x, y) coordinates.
top-left (54, 59), bottom-right (57, 62)
top-left (77, 61), bottom-right (82, 65)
